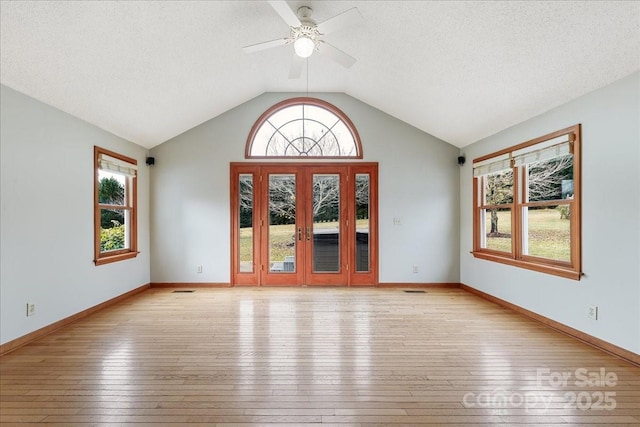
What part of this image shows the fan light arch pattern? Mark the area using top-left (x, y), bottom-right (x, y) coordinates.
top-left (246, 98), bottom-right (362, 159)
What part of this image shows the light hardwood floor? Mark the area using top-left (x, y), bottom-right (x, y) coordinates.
top-left (1, 287), bottom-right (639, 425)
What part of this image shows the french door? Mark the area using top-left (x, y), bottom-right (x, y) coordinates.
top-left (231, 163), bottom-right (377, 286)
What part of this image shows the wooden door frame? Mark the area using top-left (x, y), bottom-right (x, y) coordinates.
top-left (230, 164), bottom-right (261, 285)
top-left (230, 162), bottom-right (378, 286)
top-left (259, 165), bottom-right (306, 286)
top-left (348, 163), bottom-right (379, 286)
top-left (302, 165), bottom-right (349, 286)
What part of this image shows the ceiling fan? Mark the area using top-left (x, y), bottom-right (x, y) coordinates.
top-left (242, 1), bottom-right (363, 79)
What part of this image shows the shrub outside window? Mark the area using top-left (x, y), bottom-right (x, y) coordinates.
top-left (472, 125), bottom-right (581, 280)
top-left (94, 146), bottom-right (138, 265)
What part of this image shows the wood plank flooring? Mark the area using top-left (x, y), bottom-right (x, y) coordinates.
top-left (1, 287), bottom-right (639, 425)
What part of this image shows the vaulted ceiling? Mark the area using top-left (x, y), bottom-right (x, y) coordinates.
top-left (1, 1), bottom-right (638, 149)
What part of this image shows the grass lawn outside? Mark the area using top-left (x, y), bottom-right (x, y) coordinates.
top-left (239, 219), bottom-right (370, 269)
top-left (239, 211), bottom-right (568, 268)
top-left (240, 209), bottom-right (571, 271)
top-left (484, 208), bottom-right (570, 261)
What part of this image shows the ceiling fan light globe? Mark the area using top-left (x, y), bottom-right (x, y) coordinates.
top-left (294, 36), bottom-right (315, 58)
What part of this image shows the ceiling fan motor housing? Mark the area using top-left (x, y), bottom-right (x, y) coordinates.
top-left (297, 6), bottom-right (314, 22)
top-left (289, 6), bottom-right (321, 47)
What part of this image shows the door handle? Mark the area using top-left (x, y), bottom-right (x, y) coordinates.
top-left (298, 227), bottom-right (302, 241)
top-left (306, 227), bottom-right (311, 241)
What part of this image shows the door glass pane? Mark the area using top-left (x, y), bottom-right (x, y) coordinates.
top-left (269, 174), bottom-right (296, 273)
top-left (312, 174), bottom-right (340, 272)
top-left (239, 174), bottom-right (253, 273)
top-left (355, 174), bottom-right (370, 272)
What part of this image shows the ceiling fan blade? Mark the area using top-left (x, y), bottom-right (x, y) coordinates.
top-left (317, 7), bottom-right (363, 35)
top-left (242, 38), bottom-right (288, 54)
top-left (318, 42), bottom-right (356, 68)
top-left (268, 0), bottom-right (301, 27)
top-left (289, 54), bottom-right (304, 79)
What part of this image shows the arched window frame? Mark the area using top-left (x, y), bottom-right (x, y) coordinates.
top-left (245, 97), bottom-right (363, 159)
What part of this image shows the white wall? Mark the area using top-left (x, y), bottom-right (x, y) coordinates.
top-left (150, 92), bottom-right (460, 284)
top-left (0, 85), bottom-right (151, 345)
top-left (460, 72), bottom-right (640, 354)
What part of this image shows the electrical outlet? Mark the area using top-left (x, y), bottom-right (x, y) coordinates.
top-left (26, 303), bottom-right (35, 317)
top-left (197, 265), bottom-right (203, 274)
top-left (587, 305), bottom-right (598, 320)
top-left (393, 217), bottom-right (402, 225)
top-left (412, 266), bottom-right (418, 274)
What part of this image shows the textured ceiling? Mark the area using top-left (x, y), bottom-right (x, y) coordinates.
top-left (1, 1), bottom-right (638, 149)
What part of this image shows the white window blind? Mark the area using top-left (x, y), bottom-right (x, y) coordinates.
top-left (473, 153), bottom-right (511, 177)
top-left (474, 133), bottom-right (574, 176)
top-left (513, 134), bottom-right (573, 167)
top-left (98, 154), bottom-right (137, 177)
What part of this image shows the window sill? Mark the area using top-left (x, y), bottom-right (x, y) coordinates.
top-left (94, 251), bottom-right (138, 266)
top-left (472, 251), bottom-right (581, 281)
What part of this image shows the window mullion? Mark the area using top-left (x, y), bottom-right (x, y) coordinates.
top-left (98, 204), bottom-right (128, 210)
top-left (514, 165), bottom-right (524, 260)
top-left (124, 176), bottom-right (129, 206)
top-left (473, 177), bottom-right (481, 251)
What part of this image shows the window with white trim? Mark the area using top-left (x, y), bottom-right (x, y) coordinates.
top-left (472, 124), bottom-right (581, 280)
top-left (94, 146), bottom-right (138, 265)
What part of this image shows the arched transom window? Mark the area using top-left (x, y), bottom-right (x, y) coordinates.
top-left (246, 97), bottom-right (362, 159)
